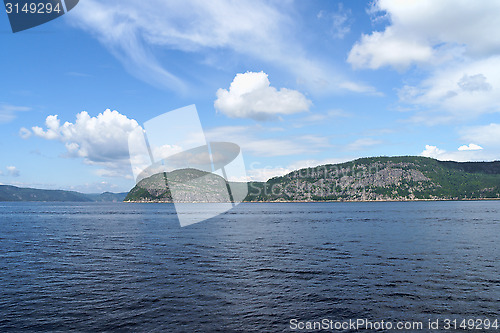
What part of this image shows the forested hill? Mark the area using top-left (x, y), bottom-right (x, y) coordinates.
top-left (0, 185), bottom-right (127, 202)
top-left (125, 156), bottom-right (500, 202)
top-left (246, 156), bottom-right (500, 201)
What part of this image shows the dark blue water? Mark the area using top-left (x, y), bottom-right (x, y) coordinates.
top-left (0, 201), bottom-right (499, 332)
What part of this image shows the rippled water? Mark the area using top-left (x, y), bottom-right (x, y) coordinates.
top-left (0, 201), bottom-right (499, 332)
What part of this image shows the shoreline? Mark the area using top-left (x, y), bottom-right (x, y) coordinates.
top-left (124, 197), bottom-right (500, 204)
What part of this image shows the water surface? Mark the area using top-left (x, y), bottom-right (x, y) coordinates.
top-left (1, 201), bottom-right (499, 331)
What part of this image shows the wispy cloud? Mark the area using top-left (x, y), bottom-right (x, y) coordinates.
top-left (69, 0), bottom-right (377, 95)
top-left (66, 71), bottom-right (92, 77)
top-left (345, 138), bottom-right (382, 151)
top-left (0, 104), bottom-right (31, 123)
top-left (318, 3), bottom-right (353, 39)
top-left (460, 123), bottom-right (500, 148)
top-left (205, 125), bottom-right (330, 157)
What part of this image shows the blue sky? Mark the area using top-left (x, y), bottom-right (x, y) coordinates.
top-left (1, 0), bottom-right (499, 193)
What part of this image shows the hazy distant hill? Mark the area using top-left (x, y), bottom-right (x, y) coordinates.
top-left (125, 156), bottom-right (500, 202)
top-left (0, 185), bottom-right (127, 202)
top-left (84, 192), bottom-right (129, 202)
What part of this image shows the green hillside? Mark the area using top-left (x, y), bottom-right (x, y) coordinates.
top-left (124, 169), bottom-right (234, 202)
top-left (245, 156), bottom-right (500, 201)
top-left (125, 156), bottom-right (500, 202)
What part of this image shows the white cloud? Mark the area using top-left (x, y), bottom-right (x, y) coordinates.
top-left (214, 72), bottom-right (311, 121)
top-left (205, 125), bottom-right (330, 157)
top-left (401, 57), bottom-right (500, 123)
top-left (68, 0), bottom-right (303, 92)
top-left (458, 74), bottom-right (492, 92)
top-left (349, 0), bottom-right (500, 70)
top-left (421, 145), bottom-right (446, 158)
top-left (351, 3), bottom-right (500, 122)
top-left (6, 166), bottom-right (20, 177)
top-left (247, 164), bottom-right (291, 182)
top-left (461, 123), bottom-right (500, 147)
top-left (0, 104), bottom-right (31, 123)
top-left (348, 0), bottom-right (500, 124)
top-left (421, 144), bottom-right (494, 162)
top-left (287, 157), bottom-right (352, 171)
top-left (337, 81), bottom-right (383, 95)
top-left (69, 0), bottom-right (376, 95)
top-left (318, 3), bottom-right (352, 39)
top-left (30, 110), bottom-right (141, 178)
top-left (295, 109), bottom-right (350, 126)
top-left (19, 127), bottom-right (32, 139)
top-left (345, 138), bottom-right (382, 151)
top-left (32, 115), bottom-right (61, 140)
top-left (348, 27), bottom-right (433, 70)
top-left (458, 143), bottom-right (483, 151)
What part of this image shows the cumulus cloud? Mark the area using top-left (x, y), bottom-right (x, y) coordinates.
top-left (348, 27), bottom-right (433, 70)
top-left (458, 143), bottom-right (483, 151)
top-left (349, 0), bottom-right (500, 123)
top-left (421, 145), bottom-right (446, 158)
top-left (0, 104), bottom-right (31, 123)
top-left (349, 0), bottom-right (500, 70)
top-left (421, 144), bottom-right (494, 162)
top-left (30, 110), bottom-right (141, 178)
top-left (214, 72), bottom-right (311, 121)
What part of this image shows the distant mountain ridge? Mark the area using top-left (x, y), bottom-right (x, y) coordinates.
top-left (125, 156), bottom-right (500, 202)
top-left (0, 185), bottom-right (127, 202)
top-left (3, 157), bottom-right (499, 203)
